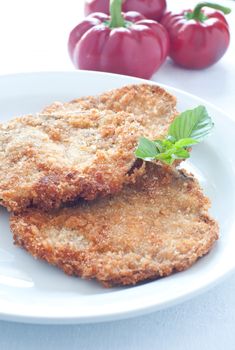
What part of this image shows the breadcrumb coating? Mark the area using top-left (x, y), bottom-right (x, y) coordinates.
top-left (0, 109), bottom-right (144, 212)
top-left (0, 84), bottom-right (177, 212)
top-left (10, 164), bottom-right (219, 287)
top-left (43, 84), bottom-right (177, 141)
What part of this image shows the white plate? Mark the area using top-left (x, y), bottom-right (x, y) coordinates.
top-left (0, 71), bottom-right (235, 324)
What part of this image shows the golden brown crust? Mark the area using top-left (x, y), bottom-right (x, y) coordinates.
top-left (0, 109), bottom-right (143, 212)
top-left (10, 163), bottom-right (219, 287)
top-left (0, 84), bottom-right (177, 212)
top-left (43, 84), bottom-right (177, 141)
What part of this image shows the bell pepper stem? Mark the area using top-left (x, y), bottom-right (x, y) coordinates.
top-left (192, 2), bottom-right (231, 19)
top-left (109, 0), bottom-right (125, 28)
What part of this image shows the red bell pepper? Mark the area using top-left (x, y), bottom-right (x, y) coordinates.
top-left (161, 2), bottom-right (231, 69)
top-left (84, 0), bottom-right (166, 21)
top-left (68, 0), bottom-right (169, 79)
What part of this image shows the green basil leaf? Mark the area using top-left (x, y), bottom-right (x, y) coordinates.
top-left (155, 153), bottom-right (174, 164)
top-left (135, 105), bottom-right (214, 165)
top-left (156, 147), bottom-right (189, 161)
top-left (174, 138), bottom-right (199, 148)
top-left (154, 140), bottom-right (164, 152)
top-left (156, 152), bottom-right (173, 160)
top-left (161, 139), bottom-right (174, 149)
top-left (172, 148), bottom-right (190, 159)
top-left (166, 135), bottom-right (176, 143)
top-left (154, 139), bottom-right (174, 153)
top-left (168, 106), bottom-right (214, 141)
top-left (135, 137), bottom-right (158, 160)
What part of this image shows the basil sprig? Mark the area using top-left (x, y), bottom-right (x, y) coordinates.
top-left (135, 106), bottom-right (214, 165)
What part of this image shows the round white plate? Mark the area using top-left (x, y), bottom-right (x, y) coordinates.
top-left (0, 71), bottom-right (235, 324)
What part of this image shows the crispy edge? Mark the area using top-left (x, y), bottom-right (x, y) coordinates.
top-left (42, 84), bottom-right (177, 117)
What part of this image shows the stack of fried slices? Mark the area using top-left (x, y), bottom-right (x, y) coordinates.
top-left (0, 84), bottom-right (218, 287)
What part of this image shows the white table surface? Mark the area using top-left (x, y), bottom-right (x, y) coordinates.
top-left (0, 0), bottom-right (235, 348)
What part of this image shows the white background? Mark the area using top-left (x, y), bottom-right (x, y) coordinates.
top-left (0, 0), bottom-right (235, 348)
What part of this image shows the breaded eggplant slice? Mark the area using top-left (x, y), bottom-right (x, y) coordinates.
top-left (43, 84), bottom-right (177, 140)
top-left (0, 84), bottom-right (177, 212)
top-left (0, 109), bottom-right (144, 212)
top-left (10, 163), bottom-right (219, 287)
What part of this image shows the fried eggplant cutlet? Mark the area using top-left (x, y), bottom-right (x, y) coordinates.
top-left (43, 84), bottom-right (177, 140)
top-left (0, 84), bottom-right (177, 212)
top-left (0, 109), bottom-right (144, 212)
top-left (10, 163), bottom-right (219, 287)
